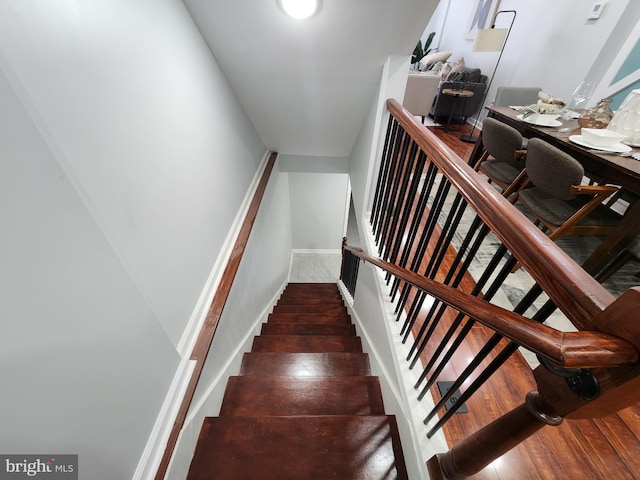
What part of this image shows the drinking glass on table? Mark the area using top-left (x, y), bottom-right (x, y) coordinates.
top-left (561, 81), bottom-right (595, 120)
top-left (571, 81), bottom-right (595, 109)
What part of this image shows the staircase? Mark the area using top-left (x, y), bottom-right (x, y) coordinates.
top-left (186, 282), bottom-right (409, 479)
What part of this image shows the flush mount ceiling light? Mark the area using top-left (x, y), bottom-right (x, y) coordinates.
top-left (280, 0), bottom-right (318, 19)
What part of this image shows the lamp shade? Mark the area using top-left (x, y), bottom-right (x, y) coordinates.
top-left (472, 28), bottom-right (508, 52)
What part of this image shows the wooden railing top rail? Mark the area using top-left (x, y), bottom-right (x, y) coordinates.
top-left (386, 99), bottom-right (615, 330)
top-left (345, 245), bottom-right (638, 369)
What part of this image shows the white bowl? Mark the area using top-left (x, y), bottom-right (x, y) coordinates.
top-left (581, 128), bottom-right (628, 147)
top-left (527, 113), bottom-right (560, 125)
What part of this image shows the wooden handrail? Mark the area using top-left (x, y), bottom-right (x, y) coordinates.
top-left (155, 152), bottom-right (277, 480)
top-left (344, 245), bottom-right (638, 368)
top-left (374, 99), bottom-right (640, 479)
top-left (386, 99), bottom-right (615, 330)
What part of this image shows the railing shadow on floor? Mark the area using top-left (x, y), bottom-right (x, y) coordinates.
top-left (340, 99), bottom-right (640, 479)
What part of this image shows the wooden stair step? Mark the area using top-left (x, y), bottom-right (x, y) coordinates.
top-left (220, 376), bottom-right (385, 416)
top-left (261, 322), bottom-right (356, 336)
top-left (284, 282), bottom-right (338, 291)
top-left (268, 312), bottom-right (351, 324)
top-left (277, 295), bottom-right (344, 305)
top-left (252, 335), bottom-right (362, 353)
top-left (187, 415), bottom-right (408, 480)
top-left (239, 352), bottom-right (371, 377)
top-left (281, 287), bottom-right (342, 295)
top-left (272, 304), bottom-right (347, 314)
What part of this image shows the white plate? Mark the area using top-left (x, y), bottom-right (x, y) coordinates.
top-left (569, 135), bottom-right (633, 153)
top-left (516, 114), bottom-right (562, 127)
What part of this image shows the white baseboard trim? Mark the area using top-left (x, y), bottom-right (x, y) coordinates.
top-left (292, 248), bottom-right (342, 255)
top-left (133, 358), bottom-right (196, 480)
top-left (177, 150), bottom-right (274, 357)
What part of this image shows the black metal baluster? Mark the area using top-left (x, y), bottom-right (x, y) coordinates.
top-left (376, 130), bottom-right (408, 250)
top-left (425, 297), bottom-right (556, 437)
top-left (407, 218), bottom-right (487, 367)
top-left (415, 245), bottom-right (515, 393)
top-left (396, 175), bottom-right (451, 322)
top-left (390, 158), bottom-right (435, 302)
top-left (401, 193), bottom-right (468, 345)
top-left (382, 141), bottom-right (419, 266)
top-left (371, 118), bottom-right (398, 235)
top-left (385, 145), bottom-right (425, 281)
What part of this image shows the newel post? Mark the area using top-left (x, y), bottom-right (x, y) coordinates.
top-left (427, 391), bottom-right (562, 479)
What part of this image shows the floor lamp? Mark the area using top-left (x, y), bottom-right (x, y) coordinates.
top-left (461, 10), bottom-right (517, 143)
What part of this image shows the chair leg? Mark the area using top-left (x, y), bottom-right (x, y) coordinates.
top-left (595, 250), bottom-right (636, 283)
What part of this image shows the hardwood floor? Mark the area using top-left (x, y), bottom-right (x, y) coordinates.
top-left (421, 120), bottom-right (640, 479)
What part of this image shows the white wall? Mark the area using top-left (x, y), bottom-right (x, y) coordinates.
top-left (350, 55), bottom-right (413, 229)
top-left (0, 0), bottom-right (266, 347)
top-left (167, 165), bottom-right (293, 479)
top-left (0, 66), bottom-right (179, 479)
top-left (0, 1), bottom-right (270, 479)
top-left (433, 0), bottom-right (639, 120)
top-left (288, 173), bottom-right (349, 250)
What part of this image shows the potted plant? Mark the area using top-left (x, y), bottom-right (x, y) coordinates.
top-left (411, 31), bottom-right (436, 68)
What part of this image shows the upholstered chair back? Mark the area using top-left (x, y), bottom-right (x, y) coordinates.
top-left (525, 138), bottom-right (584, 200)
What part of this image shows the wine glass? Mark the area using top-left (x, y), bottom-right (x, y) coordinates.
top-left (571, 81), bottom-right (595, 109)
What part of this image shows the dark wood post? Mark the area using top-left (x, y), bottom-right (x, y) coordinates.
top-left (427, 391), bottom-right (562, 479)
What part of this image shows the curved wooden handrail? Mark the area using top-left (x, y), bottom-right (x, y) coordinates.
top-left (386, 99), bottom-right (615, 330)
top-left (345, 245), bottom-right (638, 368)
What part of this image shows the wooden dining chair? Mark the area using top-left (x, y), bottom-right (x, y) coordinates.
top-left (595, 236), bottom-right (640, 283)
top-left (492, 86), bottom-right (541, 108)
top-left (512, 138), bottom-right (621, 243)
top-left (474, 117), bottom-right (527, 197)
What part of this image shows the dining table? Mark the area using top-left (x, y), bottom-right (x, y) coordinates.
top-left (468, 105), bottom-right (640, 276)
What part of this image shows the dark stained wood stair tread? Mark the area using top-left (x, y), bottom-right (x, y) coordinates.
top-left (187, 283), bottom-right (408, 480)
top-left (239, 352), bottom-right (371, 376)
top-left (261, 322), bottom-right (356, 336)
top-left (220, 376), bottom-right (385, 416)
top-left (272, 303), bottom-right (348, 314)
top-left (252, 334), bottom-right (363, 352)
top-left (276, 295), bottom-right (344, 305)
top-left (268, 312), bottom-right (351, 323)
top-left (187, 415), bottom-right (408, 480)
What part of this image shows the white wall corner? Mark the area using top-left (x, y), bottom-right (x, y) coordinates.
top-left (132, 358), bottom-right (196, 480)
top-left (177, 150), bottom-right (274, 357)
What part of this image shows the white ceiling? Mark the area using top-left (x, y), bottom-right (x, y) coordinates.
top-left (183, 0), bottom-right (438, 158)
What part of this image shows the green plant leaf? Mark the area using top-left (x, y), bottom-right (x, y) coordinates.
top-left (412, 41), bottom-right (423, 64)
top-left (411, 32), bottom-right (436, 63)
top-left (423, 32), bottom-right (436, 55)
